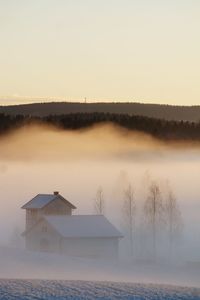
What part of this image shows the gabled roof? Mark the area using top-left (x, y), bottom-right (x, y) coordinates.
top-left (44, 215), bottom-right (123, 238)
top-left (21, 193), bottom-right (76, 210)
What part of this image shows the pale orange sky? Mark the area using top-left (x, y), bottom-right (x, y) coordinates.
top-left (0, 0), bottom-right (200, 106)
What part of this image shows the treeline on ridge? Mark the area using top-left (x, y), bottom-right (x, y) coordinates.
top-left (0, 112), bottom-right (200, 141)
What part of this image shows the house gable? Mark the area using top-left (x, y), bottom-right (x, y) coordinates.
top-left (22, 217), bottom-right (61, 238)
top-left (42, 197), bottom-right (73, 215)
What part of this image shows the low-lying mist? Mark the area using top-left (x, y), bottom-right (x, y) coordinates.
top-left (0, 123), bottom-right (200, 285)
top-left (1, 122), bottom-right (199, 161)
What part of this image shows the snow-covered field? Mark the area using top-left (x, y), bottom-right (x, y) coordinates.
top-left (0, 279), bottom-right (200, 300)
top-left (1, 247), bottom-right (200, 299)
top-left (1, 247), bottom-right (200, 287)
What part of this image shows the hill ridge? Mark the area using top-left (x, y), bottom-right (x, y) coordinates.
top-left (0, 102), bottom-right (199, 122)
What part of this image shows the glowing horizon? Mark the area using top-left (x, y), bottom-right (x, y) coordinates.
top-left (0, 96), bottom-right (199, 107)
top-left (0, 96), bottom-right (200, 107)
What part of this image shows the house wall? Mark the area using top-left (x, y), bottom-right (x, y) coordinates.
top-left (61, 237), bottom-right (119, 259)
top-left (25, 219), bottom-right (61, 253)
top-left (26, 209), bottom-right (39, 230)
top-left (42, 198), bottom-right (72, 216)
top-left (25, 198), bottom-right (72, 230)
top-left (25, 219), bottom-right (119, 259)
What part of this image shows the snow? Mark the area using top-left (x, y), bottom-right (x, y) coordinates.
top-left (21, 194), bottom-right (58, 209)
top-left (44, 215), bottom-right (123, 238)
top-left (0, 246), bottom-right (200, 298)
top-left (21, 193), bottom-right (76, 209)
top-left (0, 279), bottom-right (200, 300)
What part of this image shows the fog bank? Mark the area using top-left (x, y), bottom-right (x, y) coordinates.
top-left (0, 124), bottom-right (200, 285)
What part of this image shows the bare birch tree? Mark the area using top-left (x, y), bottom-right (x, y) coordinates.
top-left (143, 181), bottom-right (163, 260)
top-left (123, 183), bottom-right (136, 257)
top-left (164, 186), bottom-right (183, 257)
top-left (94, 186), bottom-right (105, 215)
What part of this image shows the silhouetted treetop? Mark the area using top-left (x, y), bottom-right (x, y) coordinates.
top-left (0, 112), bottom-right (200, 141)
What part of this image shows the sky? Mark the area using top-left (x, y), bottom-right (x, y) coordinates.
top-left (0, 0), bottom-right (200, 106)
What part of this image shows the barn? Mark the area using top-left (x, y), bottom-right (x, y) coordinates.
top-left (22, 191), bottom-right (123, 258)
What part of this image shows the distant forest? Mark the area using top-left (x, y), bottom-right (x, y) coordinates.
top-left (0, 102), bottom-right (200, 122)
top-left (0, 112), bottom-right (200, 141)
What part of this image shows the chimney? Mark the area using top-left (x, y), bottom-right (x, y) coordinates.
top-left (54, 191), bottom-right (59, 195)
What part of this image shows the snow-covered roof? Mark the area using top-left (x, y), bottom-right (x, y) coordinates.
top-left (44, 215), bottom-right (123, 238)
top-left (21, 193), bottom-right (76, 210)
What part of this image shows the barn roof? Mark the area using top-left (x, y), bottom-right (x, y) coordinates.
top-left (21, 193), bottom-right (76, 209)
top-left (44, 215), bottom-right (123, 238)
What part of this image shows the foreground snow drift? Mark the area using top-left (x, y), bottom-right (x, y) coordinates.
top-left (0, 279), bottom-right (200, 300)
